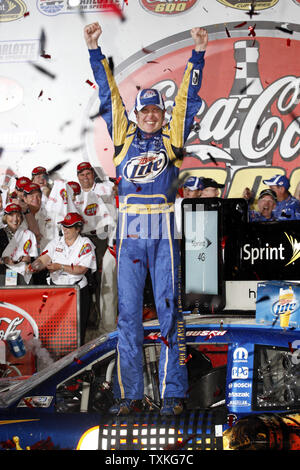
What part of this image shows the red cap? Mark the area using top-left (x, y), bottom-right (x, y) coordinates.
top-left (67, 181), bottom-right (81, 195)
top-left (23, 182), bottom-right (42, 195)
top-left (58, 212), bottom-right (84, 227)
top-left (77, 162), bottom-right (93, 174)
top-left (32, 166), bottom-right (47, 176)
top-left (15, 176), bottom-right (31, 191)
top-left (4, 203), bottom-right (22, 214)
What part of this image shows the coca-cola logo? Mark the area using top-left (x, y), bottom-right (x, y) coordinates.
top-left (139, 0), bottom-right (198, 15)
top-left (0, 302), bottom-right (39, 341)
top-left (216, 0), bottom-right (278, 10)
top-left (85, 21), bottom-right (300, 199)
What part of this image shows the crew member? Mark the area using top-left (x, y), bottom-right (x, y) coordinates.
top-left (262, 174), bottom-right (300, 220)
top-left (249, 189), bottom-right (277, 222)
top-left (28, 212), bottom-right (96, 344)
top-left (84, 22), bottom-right (208, 415)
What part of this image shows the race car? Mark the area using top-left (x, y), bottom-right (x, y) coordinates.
top-left (0, 311), bottom-right (300, 451)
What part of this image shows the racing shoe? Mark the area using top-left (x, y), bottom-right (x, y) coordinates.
top-left (109, 399), bottom-right (143, 416)
top-left (160, 398), bottom-right (184, 416)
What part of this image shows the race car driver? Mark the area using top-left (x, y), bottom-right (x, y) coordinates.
top-left (84, 22), bottom-right (208, 416)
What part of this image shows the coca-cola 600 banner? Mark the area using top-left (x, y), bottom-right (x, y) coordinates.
top-left (0, 1), bottom-right (299, 198)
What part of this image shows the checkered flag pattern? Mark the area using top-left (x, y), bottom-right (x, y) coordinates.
top-left (222, 40), bottom-right (273, 170)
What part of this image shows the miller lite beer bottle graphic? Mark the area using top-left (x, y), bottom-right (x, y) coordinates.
top-left (223, 40), bottom-right (273, 172)
top-left (278, 286), bottom-right (295, 328)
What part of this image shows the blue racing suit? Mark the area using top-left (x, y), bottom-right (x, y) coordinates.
top-left (89, 46), bottom-right (205, 400)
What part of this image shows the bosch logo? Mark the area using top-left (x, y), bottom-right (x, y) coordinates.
top-left (123, 151), bottom-right (168, 183)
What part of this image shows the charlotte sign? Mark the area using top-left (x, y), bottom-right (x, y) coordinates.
top-left (85, 21), bottom-right (300, 199)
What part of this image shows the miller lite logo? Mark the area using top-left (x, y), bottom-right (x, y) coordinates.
top-left (123, 150), bottom-right (168, 183)
top-left (78, 243), bottom-right (92, 258)
top-left (272, 300), bottom-right (298, 316)
top-left (84, 203), bottom-right (98, 216)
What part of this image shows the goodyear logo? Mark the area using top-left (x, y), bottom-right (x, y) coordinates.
top-left (84, 203), bottom-right (98, 216)
top-left (78, 243), bottom-right (91, 258)
top-left (0, 0), bottom-right (27, 22)
top-left (123, 151), bottom-right (168, 184)
top-left (272, 300), bottom-right (298, 316)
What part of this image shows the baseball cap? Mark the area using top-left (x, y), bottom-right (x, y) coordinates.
top-left (183, 176), bottom-right (202, 191)
top-left (263, 174), bottom-right (290, 190)
top-left (32, 166), bottom-right (47, 176)
top-left (200, 178), bottom-right (225, 189)
top-left (67, 181), bottom-right (81, 196)
top-left (15, 176), bottom-right (31, 191)
top-left (58, 212), bottom-right (84, 228)
top-left (4, 203), bottom-right (22, 214)
top-left (135, 88), bottom-right (165, 112)
top-left (23, 182), bottom-right (42, 195)
top-left (258, 188), bottom-right (277, 202)
top-left (77, 162), bottom-right (93, 174)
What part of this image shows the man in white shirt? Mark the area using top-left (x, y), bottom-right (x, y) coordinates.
top-left (75, 161), bottom-right (117, 334)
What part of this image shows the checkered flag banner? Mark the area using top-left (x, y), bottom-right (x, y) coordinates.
top-left (222, 40), bottom-right (274, 171)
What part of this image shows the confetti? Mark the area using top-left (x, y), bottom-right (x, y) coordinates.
top-left (39, 292), bottom-right (49, 313)
top-left (287, 38), bottom-right (291, 47)
top-left (144, 334), bottom-right (169, 348)
top-left (225, 26), bottom-right (231, 38)
top-left (184, 353), bottom-right (192, 364)
top-left (133, 259), bottom-right (140, 263)
top-left (288, 342), bottom-right (295, 353)
top-left (40, 54), bottom-right (51, 59)
top-left (24, 11), bottom-right (30, 17)
top-left (38, 90), bottom-right (43, 99)
top-left (30, 63), bottom-right (56, 80)
top-left (40, 250), bottom-right (48, 256)
top-left (234, 21), bottom-right (247, 28)
top-left (207, 151), bottom-right (218, 166)
top-left (275, 26), bottom-right (293, 35)
top-left (108, 56), bottom-right (115, 75)
top-left (86, 79), bottom-right (96, 89)
top-left (164, 434), bottom-right (195, 451)
top-left (73, 357), bottom-right (83, 365)
top-left (248, 24), bottom-right (256, 38)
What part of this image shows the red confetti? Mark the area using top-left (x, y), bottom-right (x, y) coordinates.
top-left (248, 24), bottom-right (256, 37)
top-left (136, 186), bottom-right (142, 192)
top-left (41, 54), bottom-right (51, 59)
top-left (23, 398), bottom-right (34, 409)
top-left (144, 334), bottom-right (169, 348)
top-left (133, 259), bottom-right (140, 263)
top-left (287, 38), bottom-right (291, 47)
top-left (38, 292), bottom-right (49, 313)
top-left (101, 1), bottom-right (125, 21)
top-left (71, 263), bottom-right (74, 271)
top-left (73, 357), bottom-right (83, 365)
top-left (234, 21), bottom-right (247, 28)
top-left (288, 342), bottom-right (295, 353)
top-left (24, 11), bottom-right (30, 17)
top-left (86, 79), bottom-right (96, 89)
top-left (38, 90), bottom-right (43, 99)
top-left (40, 250), bottom-right (48, 256)
top-left (184, 353), bottom-right (192, 364)
top-left (115, 195), bottom-right (119, 208)
top-left (164, 434), bottom-right (195, 450)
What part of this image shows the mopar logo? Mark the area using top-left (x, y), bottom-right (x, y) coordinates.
top-left (272, 300), bottom-right (298, 316)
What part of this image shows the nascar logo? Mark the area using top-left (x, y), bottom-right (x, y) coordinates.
top-left (23, 239), bottom-right (32, 255)
top-left (78, 243), bottom-right (91, 257)
top-left (123, 150), bottom-right (168, 183)
top-left (84, 203), bottom-right (98, 216)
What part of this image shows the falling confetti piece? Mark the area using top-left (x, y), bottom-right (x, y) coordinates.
top-left (248, 25), bottom-right (256, 37)
top-left (275, 26), bottom-right (293, 35)
top-left (133, 259), bottom-right (140, 263)
top-left (287, 38), bottom-right (291, 47)
top-left (30, 63), bottom-right (56, 79)
top-left (234, 21), bottom-right (247, 28)
top-left (86, 79), bottom-right (96, 89)
top-left (207, 152), bottom-right (218, 166)
top-left (144, 334), bottom-right (170, 347)
top-left (24, 11), bottom-right (30, 17)
top-left (225, 26), bottom-right (231, 38)
top-left (38, 90), bottom-right (43, 98)
top-left (40, 54), bottom-right (51, 59)
top-left (184, 353), bottom-right (192, 364)
top-left (73, 357), bottom-right (83, 364)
